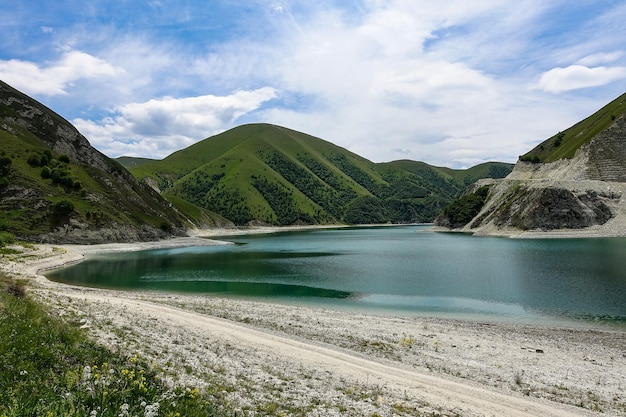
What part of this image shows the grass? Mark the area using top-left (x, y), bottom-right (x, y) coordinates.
top-left (521, 91), bottom-right (626, 163)
top-left (0, 272), bottom-right (227, 417)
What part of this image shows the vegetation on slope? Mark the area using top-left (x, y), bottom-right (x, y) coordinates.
top-left (520, 92), bottom-right (626, 163)
top-left (0, 80), bottom-right (513, 232)
top-left (0, 272), bottom-right (225, 417)
top-left (0, 80), bottom-right (227, 242)
top-left (116, 156), bottom-right (158, 169)
top-left (132, 124), bottom-right (513, 226)
top-left (435, 185), bottom-right (491, 228)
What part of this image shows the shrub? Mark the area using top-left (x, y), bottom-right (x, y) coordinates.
top-left (439, 185), bottom-right (490, 228)
top-left (53, 200), bottom-right (74, 216)
top-left (0, 156), bottom-right (11, 177)
top-left (554, 131), bottom-right (565, 148)
top-left (41, 165), bottom-right (52, 178)
top-left (27, 154), bottom-right (41, 167)
top-left (0, 231), bottom-right (16, 247)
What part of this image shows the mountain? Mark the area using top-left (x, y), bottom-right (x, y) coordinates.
top-left (520, 92), bottom-right (626, 164)
top-left (436, 92), bottom-right (626, 236)
top-left (0, 80), bottom-right (228, 243)
top-left (116, 156), bottom-right (158, 169)
top-left (130, 123), bottom-right (513, 226)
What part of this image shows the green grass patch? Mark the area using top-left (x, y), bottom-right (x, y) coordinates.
top-left (521, 92), bottom-right (626, 163)
top-left (0, 273), bottom-right (226, 417)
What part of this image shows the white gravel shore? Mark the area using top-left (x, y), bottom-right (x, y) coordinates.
top-left (1, 239), bottom-right (625, 416)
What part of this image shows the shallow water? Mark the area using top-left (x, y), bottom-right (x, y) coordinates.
top-left (47, 226), bottom-right (626, 327)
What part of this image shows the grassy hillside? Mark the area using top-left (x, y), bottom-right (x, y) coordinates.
top-left (0, 80), bottom-right (227, 242)
top-left (132, 124), bottom-right (513, 226)
top-left (521, 92), bottom-right (626, 163)
top-left (116, 156), bottom-right (158, 169)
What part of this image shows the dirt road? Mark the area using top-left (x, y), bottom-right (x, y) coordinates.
top-left (70, 292), bottom-right (600, 417)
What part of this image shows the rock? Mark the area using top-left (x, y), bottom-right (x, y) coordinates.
top-left (461, 116), bottom-right (626, 236)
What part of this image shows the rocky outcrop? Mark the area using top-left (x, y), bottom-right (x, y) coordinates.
top-left (585, 116), bottom-right (626, 182)
top-left (461, 115), bottom-right (626, 237)
top-left (0, 80), bottom-right (189, 243)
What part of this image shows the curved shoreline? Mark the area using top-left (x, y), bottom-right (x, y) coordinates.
top-left (2, 239), bottom-right (625, 416)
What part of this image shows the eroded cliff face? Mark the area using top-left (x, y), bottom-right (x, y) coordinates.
top-left (463, 116), bottom-right (626, 237)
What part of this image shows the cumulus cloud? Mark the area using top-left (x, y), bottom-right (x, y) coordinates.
top-left (258, 0), bottom-right (546, 165)
top-left (74, 87), bottom-right (278, 158)
top-left (539, 65), bottom-right (626, 93)
top-left (0, 50), bottom-right (121, 96)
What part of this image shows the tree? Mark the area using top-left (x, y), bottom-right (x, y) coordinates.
top-left (343, 196), bottom-right (388, 224)
top-left (439, 186), bottom-right (490, 228)
top-left (0, 156), bottom-right (11, 177)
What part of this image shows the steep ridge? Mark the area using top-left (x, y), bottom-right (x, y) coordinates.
top-left (441, 94), bottom-right (626, 237)
top-left (0, 80), bottom-right (200, 243)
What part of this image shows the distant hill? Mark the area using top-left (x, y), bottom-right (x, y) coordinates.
top-left (116, 156), bottom-right (158, 169)
top-left (0, 80), bottom-right (229, 243)
top-left (131, 123), bottom-right (513, 226)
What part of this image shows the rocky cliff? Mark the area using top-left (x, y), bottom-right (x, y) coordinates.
top-left (454, 114), bottom-right (626, 237)
top-left (0, 80), bottom-right (191, 243)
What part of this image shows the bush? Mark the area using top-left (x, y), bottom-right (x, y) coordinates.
top-left (0, 156), bottom-right (11, 177)
top-left (41, 165), bottom-right (52, 178)
top-left (0, 231), bottom-right (16, 247)
top-left (53, 200), bottom-right (75, 216)
top-left (27, 154), bottom-right (41, 167)
top-left (554, 131), bottom-right (565, 148)
top-left (519, 155), bottom-right (541, 163)
top-left (440, 186), bottom-right (490, 228)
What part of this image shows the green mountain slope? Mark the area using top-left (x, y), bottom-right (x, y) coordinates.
top-left (521, 92), bottom-right (626, 163)
top-left (116, 156), bottom-right (158, 169)
top-left (0, 80), bottom-right (225, 243)
top-left (132, 124), bottom-right (513, 226)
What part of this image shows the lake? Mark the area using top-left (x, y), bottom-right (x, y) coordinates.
top-left (46, 226), bottom-right (626, 327)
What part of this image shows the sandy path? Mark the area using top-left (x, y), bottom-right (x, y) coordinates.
top-left (65, 291), bottom-right (598, 417)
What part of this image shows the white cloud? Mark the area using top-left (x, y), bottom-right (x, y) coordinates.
top-left (539, 65), bottom-right (626, 93)
top-left (3, 1), bottom-right (626, 167)
top-left (0, 50), bottom-right (121, 96)
top-left (74, 87), bottom-right (278, 158)
top-left (257, 0), bottom-right (558, 165)
top-left (576, 51), bottom-right (624, 66)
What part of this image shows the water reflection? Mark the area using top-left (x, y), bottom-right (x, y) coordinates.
top-left (46, 226), bottom-right (626, 325)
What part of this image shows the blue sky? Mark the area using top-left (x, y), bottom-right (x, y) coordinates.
top-left (1, 0), bottom-right (626, 167)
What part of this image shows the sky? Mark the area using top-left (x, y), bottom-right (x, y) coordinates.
top-left (1, 0), bottom-right (626, 168)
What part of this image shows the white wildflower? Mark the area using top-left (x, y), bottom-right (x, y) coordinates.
top-left (144, 402), bottom-right (160, 417)
top-left (82, 365), bottom-right (92, 380)
top-left (118, 403), bottom-right (130, 417)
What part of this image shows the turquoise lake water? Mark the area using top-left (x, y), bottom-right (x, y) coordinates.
top-left (46, 226), bottom-right (626, 327)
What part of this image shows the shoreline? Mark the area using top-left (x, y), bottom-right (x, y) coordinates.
top-left (2, 239), bottom-right (625, 416)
